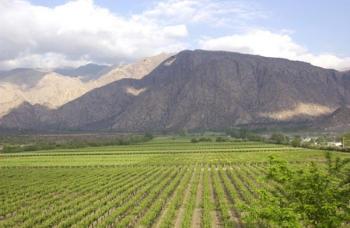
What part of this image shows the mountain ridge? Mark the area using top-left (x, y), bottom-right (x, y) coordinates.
top-left (1, 50), bottom-right (350, 132)
top-left (0, 53), bottom-right (170, 118)
top-left (312, 106), bottom-right (350, 132)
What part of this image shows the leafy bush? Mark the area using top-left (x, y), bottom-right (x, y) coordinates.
top-left (241, 153), bottom-right (350, 227)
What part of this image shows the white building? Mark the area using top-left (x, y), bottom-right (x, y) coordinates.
top-left (327, 142), bottom-right (343, 147)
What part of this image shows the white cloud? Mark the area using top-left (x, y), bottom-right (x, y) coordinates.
top-left (0, 53), bottom-right (89, 70)
top-left (162, 25), bottom-right (188, 38)
top-left (0, 0), bottom-right (189, 69)
top-left (0, 0), bottom-right (349, 71)
top-left (139, 0), bottom-right (265, 27)
top-left (199, 29), bottom-right (350, 70)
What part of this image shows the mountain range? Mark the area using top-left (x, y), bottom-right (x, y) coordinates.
top-left (1, 50), bottom-right (350, 133)
top-left (0, 53), bottom-right (170, 119)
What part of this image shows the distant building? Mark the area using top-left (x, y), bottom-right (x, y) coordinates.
top-left (0, 145), bottom-right (3, 151)
top-left (327, 142), bottom-right (343, 147)
top-left (301, 137), bottom-right (317, 145)
top-left (302, 137), bottom-right (312, 142)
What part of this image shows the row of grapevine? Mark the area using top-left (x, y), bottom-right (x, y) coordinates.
top-left (0, 164), bottom-right (286, 227)
top-left (2, 135), bottom-right (328, 228)
top-left (1, 168), bottom-right (142, 227)
top-left (157, 169), bottom-right (193, 227)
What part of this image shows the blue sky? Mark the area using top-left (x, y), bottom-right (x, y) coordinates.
top-left (256, 0), bottom-right (350, 56)
top-left (1, 0), bottom-right (349, 70)
top-left (28, 0), bottom-right (350, 56)
top-left (30, 0), bottom-right (153, 14)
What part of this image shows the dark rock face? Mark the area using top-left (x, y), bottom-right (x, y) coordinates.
top-left (1, 50), bottom-right (350, 132)
top-left (0, 102), bottom-right (50, 130)
top-left (313, 106), bottom-right (350, 132)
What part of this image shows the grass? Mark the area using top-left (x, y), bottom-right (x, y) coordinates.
top-left (0, 136), bottom-right (349, 227)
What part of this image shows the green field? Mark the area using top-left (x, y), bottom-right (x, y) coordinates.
top-left (1, 137), bottom-right (349, 227)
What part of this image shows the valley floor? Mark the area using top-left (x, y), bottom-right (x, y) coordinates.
top-left (0, 137), bottom-right (349, 227)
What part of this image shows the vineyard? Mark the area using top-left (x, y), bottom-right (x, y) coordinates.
top-left (0, 137), bottom-right (349, 227)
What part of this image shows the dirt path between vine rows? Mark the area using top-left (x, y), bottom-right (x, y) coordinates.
top-left (174, 170), bottom-right (195, 228)
top-left (191, 170), bottom-right (203, 228)
top-left (209, 169), bottom-right (222, 228)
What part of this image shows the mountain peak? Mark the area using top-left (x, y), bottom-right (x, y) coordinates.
top-left (0, 53), bottom-right (171, 120)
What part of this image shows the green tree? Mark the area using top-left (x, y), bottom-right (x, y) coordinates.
top-left (216, 136), bottom-right (228, 142)
top-left (291, 135), bottom-right (302, 147)
top-left (190, 138), bottom-right (199, 143)
top-left (316, 136), bottom-right (327, 146)
top-left (144, 132), bottom-right (154, 140)
top-left (239, 129), bottom-right (249, 139)
top-left (241, 153), bottom-right (350, 227)
top-left (178, 129), bottom-right (188, 137)
top-left (270, 133), bottom-right (289, 144)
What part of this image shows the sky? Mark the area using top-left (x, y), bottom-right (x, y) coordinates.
top-left (1, 0), bottom-right (350, 70)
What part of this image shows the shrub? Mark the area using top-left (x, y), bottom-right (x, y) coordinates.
top-left (198, 137), bottom-right (212, 142)
top-left (216, 136), bottom-right (228, 142)
top-left (191, 138), bottom-right (199, 143)
top-left (241, 153), bottom-right (350, 227)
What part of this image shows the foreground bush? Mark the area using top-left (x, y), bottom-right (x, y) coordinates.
top-left (241, 153), bottom-right (350, 227)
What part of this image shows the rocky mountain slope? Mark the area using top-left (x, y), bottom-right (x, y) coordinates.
top-left (0, 53), bottom-right (170, 118)
top-left (93, 53), bottom-right (171, 87)
top-left (312, 106), bottom-right (350, 132)
top-left (1, 50), bottom-right (350, 132)
top-left (0, 68), bottom-right (47, 88)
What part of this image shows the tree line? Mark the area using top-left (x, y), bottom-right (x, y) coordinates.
top-left (0, 133), bottom-right (153, 153)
